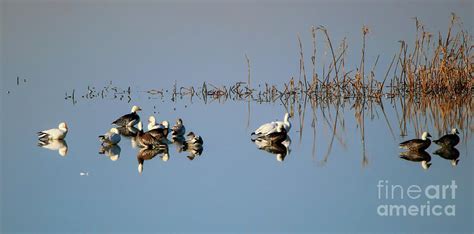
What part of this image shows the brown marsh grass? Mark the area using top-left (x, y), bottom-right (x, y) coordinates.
top-left (65, 14), bottom-right (472, 166)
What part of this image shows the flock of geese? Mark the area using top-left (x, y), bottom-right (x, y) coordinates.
top-left (37, 105), bottom-right (204, 174)
top-left (399, 129), bottom-right (461, 169)
top-left (36, 105), bottom-right (462, 171)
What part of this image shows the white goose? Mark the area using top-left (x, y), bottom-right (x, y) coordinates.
top-left (37, 122), bottom-right (68, 140)
top-left (99, 128), bottom-right (121, 145)
top-left (251, 113), bottom-right (291, 136)
top-left (147, 116), bottom-right (158, 131)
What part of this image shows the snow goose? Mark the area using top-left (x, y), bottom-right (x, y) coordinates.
top-left (251, 113), bottom-right (291, 136)
top-left (112, 105), bottom-right (141, 127)
top-left (38, 139), bottom-right (68, 157)
top-left (136, 121), bottom-right (162, 148)
top-left (37, 122), bottom-right (68, 141)
top-left (433, 128), bottom-right (460, 147)
top-left (147, 116), bottom-right (158, 130)
top-left (399, 150), bottom-right (432, 170)
top-left (434, 146), bottom-right (460, 166)
top-left (171, 118), bottom-right (186, 136)
top-left (99, 128), bottom-right (121, 145)
top-left (399, 132), bottom-right (432, 151)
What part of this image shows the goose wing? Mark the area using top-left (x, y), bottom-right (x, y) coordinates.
top-left (112, 112), bottom-right (139, 126)
top-left (253, 122), bottom-right (279, 136)
top-left (38, 128), bottom-right (65, 140)
top-left (399, 139), bottom-right (425, 147)
top-left (434, 134), bottom-right (459, 146)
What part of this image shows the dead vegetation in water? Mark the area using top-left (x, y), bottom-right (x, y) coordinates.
top-left (64, 14), bottom-right (472, 166)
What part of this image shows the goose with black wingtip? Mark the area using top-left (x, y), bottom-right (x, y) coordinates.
top-left (251, 113), bottom-right (291, 137)
top-left (99, 128), bottom-right (121, 145)
top-left (37, 122), bottom-right (68, 141)
top-left (112, 105), bottom-right (141, 127)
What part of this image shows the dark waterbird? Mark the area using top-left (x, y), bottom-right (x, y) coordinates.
top-left (147, 123), bottom-right (169, 141)
top-left (112, 105), bottom-right (141, 127)
top-left (433, 147), bottom-right (460, 166)
top-left (433, 128), bottom-right (460, 147)
top-left (136, 122), bottom-right (163, 149)
top-left (116, 126), bottom-right (138, 137)
top-left (186, 131), bottom-right (203, 145)
top-left (399, 150), bottom-right (432, 170)
top-left (399, 132), bottom-right (432, 151)
top-left (171, 118), bottom-right (186, 136)
top-left (137, 148), bottom-right (161, 174)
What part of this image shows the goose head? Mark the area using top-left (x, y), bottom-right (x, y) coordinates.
top-left (421, 132), bottom-right (432, 140)
top-left (161, 153), bottom-right (169, 162)
top-left (137, 121), bottom-right (143, 132)
top-left (131, 105), bottom-right (142, 113)
top-left (421, 161), bottom-right (431, 170)
top-left (176, 118), bottom-right (183, 125)
top-left (451, 159), bottom-right (459, 166)
top-left (451, 128), bottom-right (459, 134)
top-left (58, 122), bottom-right (68, 131)
top-left (284, 113), bottom-right (291, 122)
top-left (148, 116), bottom-right (156, 125)
top-left (59, 146), bottom-right (68, 157)
top-left (110, 128), bottom-right (119, 134)
top-left (187, 131), bottom-right (196, 138)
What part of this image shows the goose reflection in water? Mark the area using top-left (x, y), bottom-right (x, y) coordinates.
top-left (116, 126), bottom-right (139, 148)
top-left (171, 135), bottom-right (186, 153)
top-left (99, 144), bottom-right (121, 161)
top-left (434, 147), bottom-right (460, 166)
top-left (252, 133), bottom-right (291, 162)
top-left (137, 144), bottom-right (169, 174)
top-left (399, 150), bottom-right (432, 170)
top-left (38, 139), bottom-right (68, 157)
top-left (184, 144), bottom-right (203, 161)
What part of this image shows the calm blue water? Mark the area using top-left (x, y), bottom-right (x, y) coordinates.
top-left (1, 1), bottom-right (473, 233)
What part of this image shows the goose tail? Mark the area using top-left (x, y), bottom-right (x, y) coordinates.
top-left (37, 132), bottom-right (49, 140)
